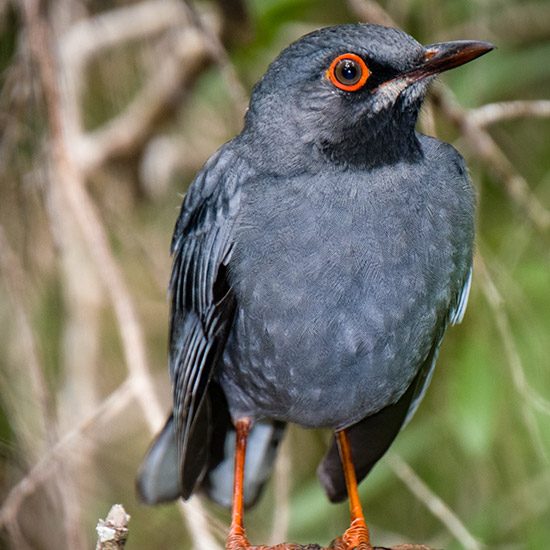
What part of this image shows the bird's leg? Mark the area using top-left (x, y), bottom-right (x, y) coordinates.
top-left (225, 418), bottom-right (305, 550)
top-left (226, 418), bottom-right (252, 550)
top-left (332, 428), bottom-right (371, 550)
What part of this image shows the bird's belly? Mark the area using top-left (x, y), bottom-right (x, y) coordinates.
top-left (218, 280), bottom-right (436, 430)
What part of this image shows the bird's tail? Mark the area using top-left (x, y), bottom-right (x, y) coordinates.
top-left (137, 394), bottom-right (285, 509)
top-left (202, 418), bottom-right (286, 509)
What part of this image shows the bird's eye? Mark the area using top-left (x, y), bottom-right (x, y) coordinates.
top-left (327, 53), bottom-right (370, 92)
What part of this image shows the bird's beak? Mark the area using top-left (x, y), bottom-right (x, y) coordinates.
top-left (401, 40), bottom-right (495, 83)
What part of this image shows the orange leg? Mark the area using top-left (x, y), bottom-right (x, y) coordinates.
top-left (226, 418), bottom-right (252, 550)
top-left (335, 429), bottom-right (371, 550)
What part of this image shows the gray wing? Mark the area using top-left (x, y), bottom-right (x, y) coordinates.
top-left (137, 145), bottom-right (243, 504)
top-left (169, 145), bottom-right (245, 497)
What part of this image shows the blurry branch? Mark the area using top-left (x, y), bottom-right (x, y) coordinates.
top-left (0, 224), bottom-right (75, 545)
top-left (58, 0), bottom-right (247, 175)
top-left (469, 100), bottom-right (550, 126)
top-left (0, 377), bottom-right (218, 550)
top-left (0, 225), bottom-right (54, 451)
top-left (17, 1), bottom-right (222, 549)
top-left (59, 0), bottom-right (205, 175)
top-left (439, 2), bottom-right (550, 45)
top-left (0, 380), bottom-right (135, 531)
top-left (179, 0), bottom-right (248, 115)
top-left (0, 225), bottom-right (86, 549)
top-left (432, 90), bottom-right (550, 235)
top-left (58, 0), bottom-right (211, 173)
top-left (476, 257), bottom-right (550, 466)
top-left (96, 504), bottom-right (130, 550)
top-left (22, 0), bottom-right (164, 433)
top-left (385, 453), bottom-right (485, 550)
top-left (271, 436), bottom-right (292, 545)
top-left (215, 0), bottom-right (253, 46)
top-left (494, 470), bottom-right (550, 538)
top-left (346, 0), bottom-right (398, 28)
top-left (75, 27), bottom-right (209, 173)
top-left (178, 499), bottom-right (223, 550)
top-left (60, 0), bottom-right (190, 60)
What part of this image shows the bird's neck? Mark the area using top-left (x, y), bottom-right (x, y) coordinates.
top-left (319, 125), bottom-right (423, 169)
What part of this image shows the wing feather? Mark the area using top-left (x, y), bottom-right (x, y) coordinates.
top-left (168, 145), bottom-right (244, 493)
top-left (404, 265), bottom-right (473, 427)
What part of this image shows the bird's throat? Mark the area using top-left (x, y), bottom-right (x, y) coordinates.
top-left (319, 124), bottom-right (422, 170)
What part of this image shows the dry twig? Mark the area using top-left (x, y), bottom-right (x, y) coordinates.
top-left (96, 504), bottom-right (130, 550)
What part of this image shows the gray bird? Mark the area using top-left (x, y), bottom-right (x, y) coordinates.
top-left (137, 23), bottom-right (493, 549)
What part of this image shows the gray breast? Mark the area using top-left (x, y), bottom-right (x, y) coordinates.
top-left (218, 143), bottom-right (474, 430)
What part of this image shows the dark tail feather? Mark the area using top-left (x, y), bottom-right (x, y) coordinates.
top-left (137, 383), bottom-right (285, 509)
top-left (136, 414), bottom-right (181, 505)
top-left (317, 370), bottom-right (421, 503)
top-left (203, 419), bottom-right (286, 509)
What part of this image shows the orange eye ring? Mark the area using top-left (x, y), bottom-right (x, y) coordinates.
top-left (327, 53), bottom-right (370, 92)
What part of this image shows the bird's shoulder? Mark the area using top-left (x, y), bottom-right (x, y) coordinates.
top-left (418, 133), bottom-right (469, 181)
top-left (168, 140), bottom-right (255, 325)
top-left (171, 140), bottom-right (253, 255)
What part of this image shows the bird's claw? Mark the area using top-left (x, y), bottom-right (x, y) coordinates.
top-left (329, 518), bottom-right (372, 550)
top-left (226, 524), bottom-right (251, 550)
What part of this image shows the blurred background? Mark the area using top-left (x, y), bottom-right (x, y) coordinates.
top-left (1, 0), bottom-right (550, 548)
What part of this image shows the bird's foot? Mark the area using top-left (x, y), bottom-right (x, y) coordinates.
top-left (227, 534), bottom-right (321, 550)
top-left (226, 524), bottom-right (252, 550)
top-left (329, 518), bottom-right (372, 550)
top-left (227, 517), bottom-right (371, 550)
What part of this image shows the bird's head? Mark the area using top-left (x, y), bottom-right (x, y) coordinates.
top-left (244, 24), bottom-right (493, 171)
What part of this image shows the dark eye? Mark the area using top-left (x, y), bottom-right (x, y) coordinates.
top-left (327, 53), bottom-right (370, 92)
top-left (336, 60), bottom-right (360, 84)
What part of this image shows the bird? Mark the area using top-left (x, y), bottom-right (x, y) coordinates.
top-left (137, 23), bottom-right (494, 550)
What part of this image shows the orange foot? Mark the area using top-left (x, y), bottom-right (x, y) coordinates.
top-left (329, 518), bottom-right (372, 550)
top-left (226, 524), bottom-right (250, 550)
